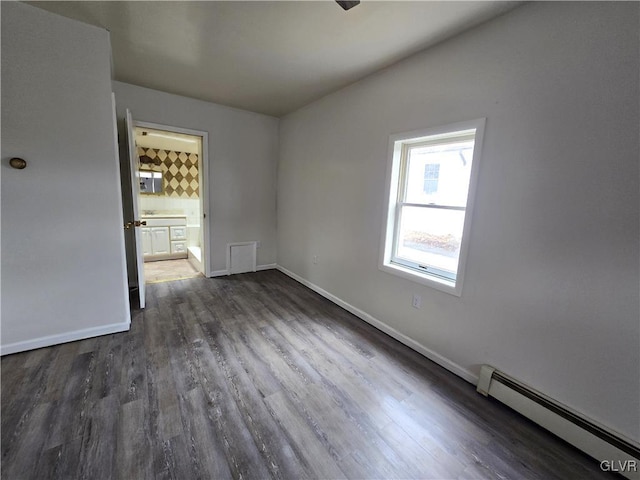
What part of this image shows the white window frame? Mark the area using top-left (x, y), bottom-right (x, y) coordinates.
top-left (379, 118), bottom-right (486, 296)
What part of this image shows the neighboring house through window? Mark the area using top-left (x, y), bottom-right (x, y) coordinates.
top-left (423, 164), bottom-right (440, 194)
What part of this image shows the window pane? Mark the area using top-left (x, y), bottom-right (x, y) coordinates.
top-left (395, 206), bottom-right (466, 275)
top-left (404, 140), bottom-right (474, 207)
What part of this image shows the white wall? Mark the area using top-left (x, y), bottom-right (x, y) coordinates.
top-left (113, 82), bottom-right (279, 274)
top-left (277, 2), bottom-right (639, 442)
top-left (1, 3), bottom-right (130, 353)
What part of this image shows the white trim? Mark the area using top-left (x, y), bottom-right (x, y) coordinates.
top-left (256, 263), bottom-right (277, 271)
top-left (379, 262), bottom-right (458, 295)
top-left (276, 265), bottom-right (477, 384)
top-left (134, 120), bottom-right (211, 278)
top-left (211, 269), bottom-right (230, 277)
top-left (201, 132), bottom-right (211, 277)
top-left (0, 320), bottom-right (131, 356)
top-left (210, 264), bottom-right (274, 277)
top-left (143, 253), bottom-right (188, 262)
top-left (379, 118), bottom-right (486, 297)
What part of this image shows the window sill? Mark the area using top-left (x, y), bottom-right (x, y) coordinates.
top-left (379, 261), bottom-right (462, 297)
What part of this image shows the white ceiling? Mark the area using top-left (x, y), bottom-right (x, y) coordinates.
top-left (28, 1), bottom-right (521, 117)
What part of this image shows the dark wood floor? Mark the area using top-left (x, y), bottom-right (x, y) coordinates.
top-left (2, 270), bottom-right (607, 479)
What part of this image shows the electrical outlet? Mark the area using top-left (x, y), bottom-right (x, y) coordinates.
top-left (313, 255), bottom-right (319, 264)
top-left (412, 294), bottom-right (421, 309)
top-left (256, 241), bottom-right (261, 248)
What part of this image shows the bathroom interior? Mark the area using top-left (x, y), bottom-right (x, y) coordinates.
top-left (135, 126), bottom-right (205, 283)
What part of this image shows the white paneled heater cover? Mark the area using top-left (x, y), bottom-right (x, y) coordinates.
top-left (227, 242), bottom-right (257, 274)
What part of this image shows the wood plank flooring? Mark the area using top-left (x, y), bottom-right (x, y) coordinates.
top-left (1, 270), bottom-right (608, 479)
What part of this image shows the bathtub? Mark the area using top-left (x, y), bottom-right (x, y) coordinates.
top-left (187, 245), bottom-right (203, 273)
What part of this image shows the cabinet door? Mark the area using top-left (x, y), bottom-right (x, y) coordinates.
top-left (170, 226), bottom-right (187, 240)
top-left (141, 228), bottom-right (152, 256)
top-left (171, 241), bottom-right (187, 254)
top-left (151, 227), bottom-right (170, 255)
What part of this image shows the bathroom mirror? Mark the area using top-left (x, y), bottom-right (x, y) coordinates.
top-left (139, 169), bottom-right (163, 195)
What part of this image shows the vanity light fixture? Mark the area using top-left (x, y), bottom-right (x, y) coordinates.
top-left (147, 132), bottom-right (197, 143)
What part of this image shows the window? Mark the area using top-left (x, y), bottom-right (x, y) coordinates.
top-left (380, 119), bottom-right (485, 296)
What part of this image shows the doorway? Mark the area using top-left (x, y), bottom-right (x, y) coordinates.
top-left (132, 123), bottom-right (210, 284)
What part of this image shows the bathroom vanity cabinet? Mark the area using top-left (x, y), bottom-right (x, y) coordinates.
top-left (141, 216), bottom-right (188, 261)
top-left (141, 227), bottom-right (170, 256)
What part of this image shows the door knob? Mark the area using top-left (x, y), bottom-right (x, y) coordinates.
top-left (10, 157), bottom-right (27, 169)
top-left (124, 220), bottom-right (147, 229)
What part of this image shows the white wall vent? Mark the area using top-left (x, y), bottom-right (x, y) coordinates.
top-left (227, 242), bottom-right (257, 275)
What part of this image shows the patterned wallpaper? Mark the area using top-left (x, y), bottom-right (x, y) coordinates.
top-left (137, 147), bottom-right (199, 198)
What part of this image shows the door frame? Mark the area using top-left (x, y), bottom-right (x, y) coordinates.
top-left (133, 120), bottom-right (211, 278)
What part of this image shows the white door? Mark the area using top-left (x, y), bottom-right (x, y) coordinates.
top-left (125, 109), bottom-right (146, 308)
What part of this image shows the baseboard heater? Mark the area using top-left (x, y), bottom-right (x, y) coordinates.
top-left (477, 365), bottom-right (640, 480)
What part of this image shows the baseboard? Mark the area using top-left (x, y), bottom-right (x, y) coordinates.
top-left (143, 252), bottom-right (188, 262)
top-left (210, 269), bottom-right (229, 277)
top-left (256, 263), bottom-right (277, 271)
top-left (275, 265), bottom-right (477, 385)
top-left (211, 264), bottom-right (276, 277)
top-left (0, 320), bottom-right (131, 356)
